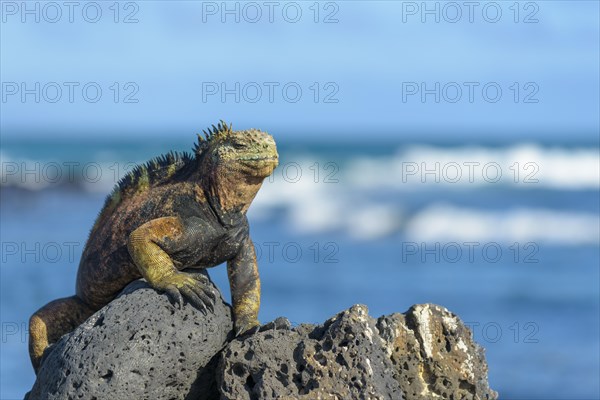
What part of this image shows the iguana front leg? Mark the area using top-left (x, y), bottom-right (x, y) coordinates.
top-left (228, 237), bottom-right (261, 335)
top-left (127, 217), bottom-right (216, 313)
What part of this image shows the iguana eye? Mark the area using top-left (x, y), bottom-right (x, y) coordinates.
top-left (231, 142), bottom-right (245, 149)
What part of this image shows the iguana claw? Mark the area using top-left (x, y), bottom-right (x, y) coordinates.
top-left (234, 323), bottom-right (260, 337)
top-left (156, 271), bottom-right (216, 313)
top-left (184, 270), bottom-right (217, 303)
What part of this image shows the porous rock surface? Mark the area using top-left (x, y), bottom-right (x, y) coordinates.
top-left (29, 280), bottom-right (497, 400)
top-left (28, 278), bottom-right (232, 400)
top-left (218, 304), bottom-right (497, 400)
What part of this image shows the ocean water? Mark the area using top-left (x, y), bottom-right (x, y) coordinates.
top-left (1, 138), bottom-right (599, 399)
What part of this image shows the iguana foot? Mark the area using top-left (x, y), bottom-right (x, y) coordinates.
top-left (182, 269), bottom-right (212, 286)
top-left (234, 321), bottom-right (260, 337)
top-left (155, 271), bottom-right (216, 314)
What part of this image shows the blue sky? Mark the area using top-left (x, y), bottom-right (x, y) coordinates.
top-left (1, 1), bottom-right (598, 141)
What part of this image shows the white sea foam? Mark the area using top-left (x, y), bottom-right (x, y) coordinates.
top-left (249, 146), bottom-right (599, 244)
top-left (253, 161), bottom-right (403, 240)
top-left (253, 164), bottom-right (599, 245)
top-left (346, 144), bottom-right (600, 190)
top-left (256, 175), bottom-right (599, 245)
top-left (346, 205), bottom-right (403, 240)
top-left (253, 168), bottom-right (346, 233)
top-left (3, 146), bottom-right (599, 246)
top-left (405, 204), bottom-right (600, 246)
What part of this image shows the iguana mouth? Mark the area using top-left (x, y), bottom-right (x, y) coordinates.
top-left (238, 156), bottom-right (278, 178)
top-left (238, 156), bottom-right (278, 162)
top-left (238, 156), bottom-right (279, 169)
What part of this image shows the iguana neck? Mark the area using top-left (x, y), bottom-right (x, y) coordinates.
top-left (199, 168), bottom-right (262, 225)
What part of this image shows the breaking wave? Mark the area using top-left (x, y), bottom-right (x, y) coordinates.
top-left (345, 143), bottom-right (599, 190)
top-left (404, 204), bottom-right (600, 246)
top-left (2, 143), bottom-right (598, 246)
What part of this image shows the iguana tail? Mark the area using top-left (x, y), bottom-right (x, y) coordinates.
top-left (29, 295), bottom-right (96, 373)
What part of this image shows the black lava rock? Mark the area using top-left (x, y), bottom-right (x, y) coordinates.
top-left (29, 282), bottom-right (497, 400)
top-left (217, 304), bottom-right (497, 400)
top-left (28, 278), bottom-right (232, 400)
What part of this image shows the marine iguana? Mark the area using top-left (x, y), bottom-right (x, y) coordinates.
top-left (28, 121), bottom-right (278, 373)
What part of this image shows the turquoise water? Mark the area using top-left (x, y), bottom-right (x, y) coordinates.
top-left (1, 139), bottom-right (599, 399)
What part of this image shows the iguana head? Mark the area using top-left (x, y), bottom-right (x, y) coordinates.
top-left (195, 121), bottom-right (278, 178)
top-left (195, 121), bottom-right (278, 213)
